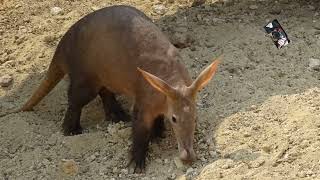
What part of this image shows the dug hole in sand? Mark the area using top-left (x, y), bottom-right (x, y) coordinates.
top-left (1, 0), bottom-right (320, 179)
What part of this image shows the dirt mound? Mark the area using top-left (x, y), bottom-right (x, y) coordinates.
top-left (197, 88), bottom-right (320, 179)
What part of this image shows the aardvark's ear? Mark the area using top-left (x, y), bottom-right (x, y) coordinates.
top-left (188, 55), bottom-right (222, 97)
top-left (137, 68), bottom-right (176, 99)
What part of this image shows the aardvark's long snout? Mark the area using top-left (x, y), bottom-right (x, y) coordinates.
top-left (176, 130), bottom-right (196, 163)
top-left (179, 147), bottom-right (196, 163)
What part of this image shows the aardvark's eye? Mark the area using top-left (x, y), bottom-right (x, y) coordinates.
top-left (172, 115), bottom-right (177, 123)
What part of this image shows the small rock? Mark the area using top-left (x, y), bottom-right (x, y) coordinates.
top-left (212, 17), bottom-right (225, 24)
top-left (200, 157), bottom-right (207, 162)
top-left (42, 158), bottom-right (51, 166)
top-left (155, 158), bottom-right (162, 164)
top-left (118, 127), bottom-right (131, 139)
top-left (309, 58), bottom-right (320, 71)
top-left (249, 5), bottom-right (258, 10)
top-left (221, 159), bottom-right (234, 169)
top-left (243, 132), bottom-right (251, 137)
top-left (197, 102), bottom-right (204, 108)
top-left (192, 0), bottom-right (206, 7)
top-left (38, 52), bottom-right (46, 58)
top-left (51, 7), bottom-right (63, 15)
top-left (306, 170), bottom-right (314, 176)
top-left (153, 5), bottom-right (166, 15)
top-left (89, 154), bottom-right (96, 161)
top-left (43, 35), bottom-right (56, 46)
top-left (176, 175), bottom-right (187, 180)
top-left (91, 6), bottom-right (99, 11)
top-left (209, 151), bottom-right (218, 158)
top-left (169, 173), bottom-right (176, 179)
top-left (297, 171), bottom-right (307, 178)
top-left (186, 167), bottom-right (194, 176)
top-left (61, 159), bottom-right (78, 176)
top-left (167, 0), bottom-right (174, 4)
top-left (164, 159), bottom-right (169, 164)
top-left (170, 33), bottom-right (193, 49)
top-left (279, 0), bottom-right (289, 3)
top-left (205, 40), bottom-right (215, 48)
top-left (190, 46), bottom-right (196, 51)
top-left (221, 164), bottom-right (230, 169)
top-left (112, 167), bottom-right (118, 173)
top-left (47, 135), bottom-right (57, 146)
top-left (0, 75), bottom-right (13, 87)
top-left (308, 5), bottom-right (315, 10)
top-left (269, 7), bottom-right (281, 15)
top-left (120, 168), bottom-right (128, 175)
top-left (222, 0), bottom-right (234, 7)
top-left (262, 145), bottom-right (272, 153)
top-left (196, 14), bottom-right (202, 21)
top-left (174, 157), bottom-right (185, 169)
top-left (15, 36), bottom-right (25, 45)
top-left (202, 17), bottom-right (210, 25)
top-left (249, 159), bottom-right (265, 168)
top-left (82, 165), bottom-right (90, 173)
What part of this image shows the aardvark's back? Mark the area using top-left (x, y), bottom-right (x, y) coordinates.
top-left (56, 5), bottom-right (189, 97)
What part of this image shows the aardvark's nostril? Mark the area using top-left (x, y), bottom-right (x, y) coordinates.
top-left (179, 148), bottom-right (196, 163)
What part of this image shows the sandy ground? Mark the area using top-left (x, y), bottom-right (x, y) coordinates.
top-left (1, 0), bottom-right (320, 179)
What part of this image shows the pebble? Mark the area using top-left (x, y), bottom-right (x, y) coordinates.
top-left (120, 168), bottom-right (128, 175)
top-left (43, 35), bottom-right (56, 45)
top-left (153, 5), bottom-right (166, 15)
top-left (249, 159), bottom-right (265, 168)
top-left (297, 171), bottom-right (307, 178)
top-left (262, 145), bottom-right (272, 153)
top-left (186, 167), bottom-right (194, 176)
top-left (209, 151), bottom-right (218, 158)
top-left (47, 136), bottom-right (57, 146)
top-left (200, 157), bottom-right (207, 162)
top-left (176, 175), bottom-right (187, 180)
top-left (50, 7), bottom-right (63, 15)
top-left (221, 159), bottom-right (234, 169)
top-left (190, 46), bottom-right (196, 51)
top-left (192, 0), bottom-right (206, 7)
top-left (89, 154), bottom-right (96, 161)
top-left (169, 173), bottom-right (177, 179)
top-left (15, 36), bottom-right (25, 45)
top-left (249, 5), bottom-right (258, 10)
top-left (155, 158), bottom-right (162, 164)
top-left (174, 157), bottom-right (185, 169)
top-left (205, 40), bottom-right (215, 48)
top-left (308, 58), bottom-right (320, 71)
top-left (308, 5), bottom-right (315, 10)
top-left (250, 105), bottom-right (257, 111)
top-left (164, 158), bottom-right (169, 164)
top-left (197, 14), bottom-right (202, 21)
top-left (42, 158), bottom-right (51, 166)
top-left (243, 132), bottom-right (251, 137)
top-left (171, 32), bottom-right (193, 48)
top-left (91, 6), bottom-right (99, 11)
top-left (61, 159), bottom-right (78, 176)
top-left (0, 75), bottom-right (13, 87)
